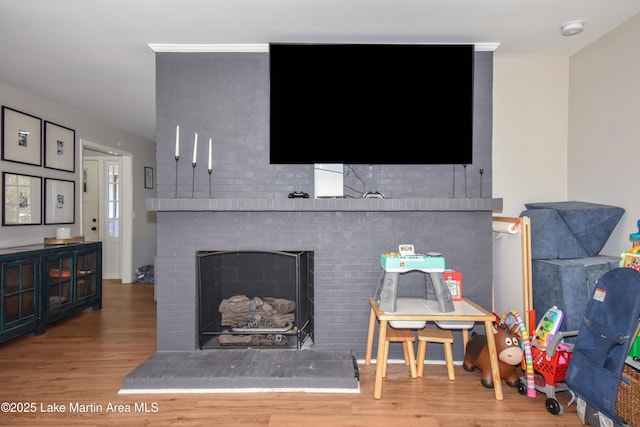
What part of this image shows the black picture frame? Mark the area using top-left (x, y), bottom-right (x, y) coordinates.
top-left (1, 106), bottom-right (43, 166)
top-left (44, 120), bottom-right (76, 172)
top-left (144, 166), bottom-right (153, 189)
top-left (44, 178), bottom-right (75, 224)
top-left (2, 172), bottom-right (43, 226)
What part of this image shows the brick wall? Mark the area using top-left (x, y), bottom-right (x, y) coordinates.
top-left (152, 49), bottom-right (495, 361)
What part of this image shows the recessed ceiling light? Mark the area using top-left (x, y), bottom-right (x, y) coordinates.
top-left (561, 20), bottom-right (585, 36)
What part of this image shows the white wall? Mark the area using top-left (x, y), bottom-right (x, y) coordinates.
top-left (492, 14), bottom-right (640, 256)
top-left (567, 13), bottom-right (640, 256)
top-left (0, 81), bottom-right (157, 275)
top-left (491, 14), bottom-right (640, 315)
top-left (492, 54), bottom-right (569, 217)
top-left (491, 54), bottom-right (570, 314)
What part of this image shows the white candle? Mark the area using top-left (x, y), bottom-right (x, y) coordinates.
top-left (192, 132), bottom-right (198, 164)
top-left (175, 125), bottom-right (180, 157)
top-left (208, 138), bottom-right (212, 171)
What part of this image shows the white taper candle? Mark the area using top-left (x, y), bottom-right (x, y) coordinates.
top-left (208, 138), bottom-right (212, 171)
top-left (175, 125), bottom-right (180, 157)
top-left (192, 132), bottom-right (198, 164)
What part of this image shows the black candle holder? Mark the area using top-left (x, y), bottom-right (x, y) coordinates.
top-left (451, 165), bottom-right (456, 198)
top-left (208, 168), bottom-right (213, 198)
top-left (174, 155), bottom-right (179, 198)
top-left (191, 162), bottom-right (196, 198)
top-left (463, 164), bottom-right (469, 198)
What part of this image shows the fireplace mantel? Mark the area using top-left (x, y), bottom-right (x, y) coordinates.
top-left (147, 198), bottom-right (503, 212)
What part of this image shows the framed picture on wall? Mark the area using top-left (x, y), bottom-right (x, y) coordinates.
top-left (1, 106), bottom-right (42, 166)
top-left (44, 121), bottom-right (75, 172)
top-left (2, 172), bottom-right (43, 226)
top-left (144, 166), bottom-right (153, 189)
top-left (44, 178), bottom-right (75, 224)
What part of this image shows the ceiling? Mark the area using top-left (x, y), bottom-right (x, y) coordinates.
top-left (1, 1), bottom-right (639, 142)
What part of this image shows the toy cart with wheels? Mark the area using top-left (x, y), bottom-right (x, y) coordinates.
top-left (518, 330), bottom-right (578, 415)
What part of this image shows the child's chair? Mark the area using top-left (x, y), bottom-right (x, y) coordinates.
top-left (416, 327), bottom-right (455, 380)
top-left (382, 325), bottom-right (417, 378)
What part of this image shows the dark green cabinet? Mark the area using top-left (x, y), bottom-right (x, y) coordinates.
top-left (0, 242), bottom-right (102, 343)
top-left (1, 256), bottom-right (40, 341)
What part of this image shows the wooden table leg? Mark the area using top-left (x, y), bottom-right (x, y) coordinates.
top-left (484, 319), bottom-right (504, 400)
top-left (365, 306), bottom-right (376, 365)
top-left (374, 319), bottom-right (388, 399)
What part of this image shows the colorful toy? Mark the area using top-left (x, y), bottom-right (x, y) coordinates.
top-left (514, 306), bottom-right (579, 415)
top-left (463, 321), bottom-right (524, 388)
top-left (630, 219), bottom-right (640, 248)
top-left (518, 329), bottom-right (577, 415)
top-left (619, 220), bottom-right (640, 270)
top-left (501, 310), bottom-right (536, 398)
top-left (532, 306), bottom-right (563, 348)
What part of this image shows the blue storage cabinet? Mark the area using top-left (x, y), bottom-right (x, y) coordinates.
top-left (0, 242), bottom-right (102, 343)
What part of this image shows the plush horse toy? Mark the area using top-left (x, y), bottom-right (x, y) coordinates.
top-left (463, 321), bottom-right (523, 388)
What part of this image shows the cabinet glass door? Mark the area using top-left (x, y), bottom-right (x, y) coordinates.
top-left (1, 260), bottom-right (38, 328)
top-left (47, 254), bottom-right (73, 311)
top-left (76, 250), bottom-right (97, 301)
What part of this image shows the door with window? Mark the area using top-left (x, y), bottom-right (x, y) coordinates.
top-left (104, 160), bottom-right (121, 279)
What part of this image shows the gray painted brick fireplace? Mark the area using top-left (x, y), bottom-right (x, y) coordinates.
top-left (148, 48), bottom-right (500, 361)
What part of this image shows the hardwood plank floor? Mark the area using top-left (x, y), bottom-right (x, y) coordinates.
top-left (0, 280), bottom-right (584, 426)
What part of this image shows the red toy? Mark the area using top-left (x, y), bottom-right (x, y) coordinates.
top-left (463, 322), bottom-right (523, 388)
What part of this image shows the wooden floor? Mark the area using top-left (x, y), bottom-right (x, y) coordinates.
top-left (0, 280), bottom-right (584, 426)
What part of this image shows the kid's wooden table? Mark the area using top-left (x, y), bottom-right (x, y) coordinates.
top-left (366, 297), bottom-right (503, 400)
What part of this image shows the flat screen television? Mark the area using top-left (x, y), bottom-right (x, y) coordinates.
top-left (269, 43), bottom-right (474, 165)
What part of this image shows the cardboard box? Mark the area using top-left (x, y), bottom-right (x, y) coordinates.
top-left (444, 270), bottom-right (462, 300)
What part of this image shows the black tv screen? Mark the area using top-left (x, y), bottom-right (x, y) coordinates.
top-left (269, 43), bottom-right (474, 165)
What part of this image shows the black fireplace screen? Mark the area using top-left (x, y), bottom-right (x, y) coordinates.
top-left (197, 250), bottom-right (313, 349)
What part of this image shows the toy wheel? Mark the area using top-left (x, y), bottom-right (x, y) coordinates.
top-left (545, 398), bottom-right (563, 415)
top-left (516, 381), bottom-right (527, 395)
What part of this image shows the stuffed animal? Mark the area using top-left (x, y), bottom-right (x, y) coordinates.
top-left (463, 322), bottom-right (523, 388)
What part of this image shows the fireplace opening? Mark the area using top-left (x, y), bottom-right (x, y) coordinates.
top-left (197, 250), bottom-right (314, 349)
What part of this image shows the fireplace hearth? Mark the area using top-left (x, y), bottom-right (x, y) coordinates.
top-left (197, 250), bottom-right (314, 349)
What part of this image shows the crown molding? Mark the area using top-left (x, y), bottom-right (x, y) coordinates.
top-left (474, 43), bottom-right (500, 51)
top-left (148, 43), bottom-right (499, 53)
top-left (148, 44), bottom-right (269, 52)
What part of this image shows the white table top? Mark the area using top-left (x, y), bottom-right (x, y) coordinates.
top-left (394, 298), bottom-right (485, 315)
top-left (387, 298), bottom-right (486, 328)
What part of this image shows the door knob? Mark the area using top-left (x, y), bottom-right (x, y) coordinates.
top-left (91, 227), bottom-right (97, 231)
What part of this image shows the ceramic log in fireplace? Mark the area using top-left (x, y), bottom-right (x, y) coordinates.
top-left (197, 250), bottom-right (314, 349)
